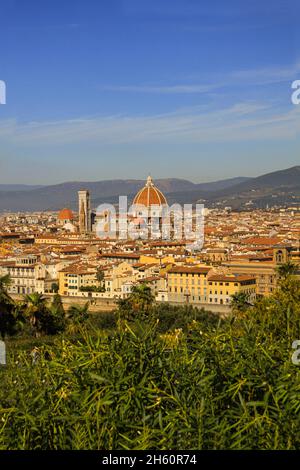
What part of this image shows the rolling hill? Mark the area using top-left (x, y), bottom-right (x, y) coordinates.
top-left (0, 167), bottom-right (298, 212)
top-left (0, 176), bottom-right (250, 212)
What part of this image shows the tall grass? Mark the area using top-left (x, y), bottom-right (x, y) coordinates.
top-left (1, 277), bottom-right (300, 449)
top-left (1, 304), bottom-right (300, 450)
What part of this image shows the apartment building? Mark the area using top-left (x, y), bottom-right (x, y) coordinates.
top-left (0, 255), bottom-right (37, 294)
top-left (0, 255), bottom-right (73, 295)
top-left (167, 266), bottom-right (211, 303)
top-left (58, 264), bottom-right (98, 296)
top-left (223, 246), bottom-right (297, 296)
top-left (207, 274), bottom-right (256, 305)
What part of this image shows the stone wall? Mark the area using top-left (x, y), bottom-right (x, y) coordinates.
top-left (11, 294), bottom-right (230, 315)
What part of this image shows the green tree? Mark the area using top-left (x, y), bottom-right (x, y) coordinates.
top-left (23, 292), bottom-right (47, 334)
top-left (276, 261), bottom-right (298, 280)
top-left (23, 292), bottom-right (64, 336)
top-left (67, 302), bottom-right (89, 324)
top-left (231, 291), bottom-right (251, 315)
top-left (96, 269), bottom-right (104, 283)
top-left (48, 294), bottom-right (66, 334)
top-left (51, 283), bottom-right (59, 293)
top-left (0, 275), bottom-right (17, 339)
top-left (117, 283), bottom-right (155, 321)
top-left (96, 268), bottom-right (105, 292)
top-left (79, 285), bottom-right (105, 293)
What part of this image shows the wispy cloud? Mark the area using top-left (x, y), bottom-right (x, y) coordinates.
top-left (231, 62), bottom-right (300, 85)
top-left (102, 84), bottom-right (216, 94)
top-left (1, 100), bottom-right (299, 147)
top-left (101, 62), bottom-right (300, 95)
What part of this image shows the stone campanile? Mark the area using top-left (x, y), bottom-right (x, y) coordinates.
top-left (78, 190), bottom-right (91, 234)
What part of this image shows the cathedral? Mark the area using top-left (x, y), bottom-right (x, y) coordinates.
top-left (77, 176), bottom-right (169, 239)
top-left (131, 175), bottom-right (169, 238)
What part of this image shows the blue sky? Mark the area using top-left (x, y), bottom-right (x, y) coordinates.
top-left (0, 0), bottom-right (299, 184)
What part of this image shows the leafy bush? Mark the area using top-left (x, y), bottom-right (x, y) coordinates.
top-left (0, 276), bottom-right (300, 450)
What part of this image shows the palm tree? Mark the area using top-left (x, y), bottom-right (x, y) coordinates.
top-left (24, 292), bottom-right (66, 335)
top-left (277, 261), bottom-right (298, 279)
top-left (117, 283), bottom-right (155, 322)
top-left (0, 274), bottom-right (12, 303)
top-left (130, 283), bottom-right (155, 314)
top-left (48, 294), bottom-right (66, 333)
top-left (23, 292), bottom-right (47, 335)
top-left (0, 274), bottom-right (16, 339)
top-left (231, 292), bottom-right (251, 314)
top-left (67, 302), bottom-right (89, 324)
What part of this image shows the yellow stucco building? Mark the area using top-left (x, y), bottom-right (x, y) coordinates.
top-left (167, 266), bottom-right (256, 305)
top-left (58, 265), bottom-right (98, 296)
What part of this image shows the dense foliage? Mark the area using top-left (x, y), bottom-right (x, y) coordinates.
top-left (0, 274), bottom-right (300, 449)
top-left (0, 277), bottom-right (92, 339)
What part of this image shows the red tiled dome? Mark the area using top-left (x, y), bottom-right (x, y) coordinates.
top-left (58, 208), bottom-right (74, 221)
top-left (133, 176), bottom-right (167, 207)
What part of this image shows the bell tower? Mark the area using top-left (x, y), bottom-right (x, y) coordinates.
top-left (273, 246), bottom-right (291, 265)
top-left (78, 190), bottom-right (91, 234)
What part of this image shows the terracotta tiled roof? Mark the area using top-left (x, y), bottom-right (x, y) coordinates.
top-left (208, 274), bottom-right (256, 282)
top-left (133, 176), bottom-right (167, 207)
top-left (168, 266), bottom-right (211, 274)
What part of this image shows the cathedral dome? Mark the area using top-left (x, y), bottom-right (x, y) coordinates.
top-left (133, 176), bottom-right (167, 207)
top-left (58, 208), bottom-right (74, 221)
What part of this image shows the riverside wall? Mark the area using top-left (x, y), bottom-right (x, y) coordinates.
top-left (11, 294), bottom-right (231, 315)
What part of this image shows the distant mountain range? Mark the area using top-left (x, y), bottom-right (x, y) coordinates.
top-left (0, 166), bottom-right (299, 212)
top-left (0, 184), bottom-right (43, 192)
top-left (166, 166), bottom-right (300, 209)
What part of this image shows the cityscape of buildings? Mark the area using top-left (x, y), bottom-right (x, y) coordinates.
top-left (0, 176), bottom-right (299, 314)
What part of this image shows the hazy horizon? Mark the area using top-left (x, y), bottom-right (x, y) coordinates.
top-left (0, 164), bottom-right (298, 187)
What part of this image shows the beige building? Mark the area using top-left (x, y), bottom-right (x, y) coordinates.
top-left (0, 255), bottom-right (72, 295)
top-left (223, 246), bottom-right (298, 296)
top-left (167, 266), bottom-right (211, 304)
top-left (58, 264), bottom-right (98, 296)
top-left (207, 274), bottom-right (256, 305)
top-left (167, 265), bottom-right (256, 306)
top-left (0, 255), bottom-right (37, 294)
